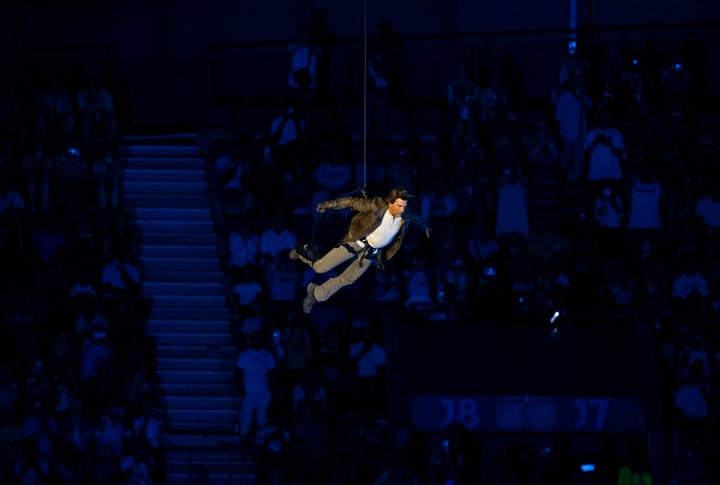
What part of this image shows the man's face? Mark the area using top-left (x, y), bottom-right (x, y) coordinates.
top-left (388, 198), bottom-right (407, 217)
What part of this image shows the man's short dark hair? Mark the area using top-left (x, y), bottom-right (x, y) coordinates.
top-left (387, 187), bottom-right (414, 203)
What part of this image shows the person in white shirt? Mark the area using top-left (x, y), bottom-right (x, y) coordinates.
top-left (226, 223), bottom-right (260, 271)
top-left (673, 360), bottom-right (708, 421)
top-left (583, 109), bottom-right (624, 183)
top-left (672, 256), bottom-right (709, 301)
top-left (695, 188), bottom-right (720, 231)
top-left (235, 332), bottom-right (275, 440)
top-left (259, 215), bottom-right (297, 264)
top-left (100, 254), bottom-right (141, 295)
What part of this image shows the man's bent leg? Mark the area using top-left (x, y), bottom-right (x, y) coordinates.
top-left (314, 255), bottom-right (372, 302)
top-left (308, 243), bottom-right (357, 274)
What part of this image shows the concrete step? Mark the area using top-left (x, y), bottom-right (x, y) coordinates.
top-left (142, 281), bottom-right (225, 296)
top-left (156, 356), bottom-right (236, 372)
top-left (147, 319), bottom-right (228, 334)
top-left (123, 181), bottom-right (207, 196)
top-left (124, 156), bottom-right (205, 171)
top-left (163, 434), bottom-right (247, 449)
top-left (124, 168), bottom-right (206, 183)
top-left (167, 407), bottom-right (239, 424)
top-left (160, 369), bottom-right (235, 385)
top-left (163, 382), bottom-right (237, 397)
top-left (155, 344), bottom-right (236, 360)
top-left (121, 145), bottom-right (200, 157)
top-left (143, 269), bottom-right (224, 283)
top-left (150, 332), bottom-right (232, 347)
top-left (151, 294), bottom-right (226, 309)
top-left (149, 306), bottom-right (229, 321)
top-left (165, 395), bottom-right (242, 411)
top-left (125, 194), bottom-right (210, 209)
top-left (135, 219), bottom-right (215, 233)
top-left (142, 231), bottom-right (217, 246)
top-left (135, 207), bottom-right (213, 221)
top-left (163, 445), bottom-right (252, 462)
top-left (141, 244), bottom-right (218, 259)
top-left (142, 257), bottom-right (220, 272)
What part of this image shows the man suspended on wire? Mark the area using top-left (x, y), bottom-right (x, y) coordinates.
top-left (290, 187), bottom-right (431, 313)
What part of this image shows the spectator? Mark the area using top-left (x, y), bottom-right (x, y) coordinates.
top-left (386, 140), bottom-right (420, 193)
top-left (213, 137), bottom-right (252, 191)
top-left (100, 208), bottom-right (140, 262)
top-left (20, 399), bottom-right (59, 477)
top-left (554, 77), bottom-right (592, 182)
top-left (284, 320), bottom-right (314, 384)
top-left (79, 329), bottom-right (114, 390)
top-left (447, 63), bottom-right (480, 155)
top-left (619, 54), bottom-right (647, 116)
top-left (76, 76), bottom-right (117, 155)
top-left (66, 214), bottom-right (101, 278)
top-left (627, 168), bottom-right (663, 257)
top-left (92, 150), bottom-right (122, 211)
top-left (694, 184), bottom-right (720, 262)
top-left (131, 400), bottom-right (161, 454)
top-left (673, 359), bottom-right (709, 422)
top-left (366, 36), bottom-right (393, 146)
top-left (245, 146), bottom-right (286, 214)
top-left (495, 165), bottom-right (529, 243)
top-left (33, 75), bottom-right (75, 154)
top-left (73, 297), bottom-right (110, 342)
top-left (480, 69), bottom-right (517, 126)
top-left (67, 401), bottom-right (95, 465)
top-left (677, 329), bottom-right (711, 382)
top-left (403, 256), bottom-right (434, 309)
top-left (660, 52), bottom-right (691, 115)
top-left (594, 182), bottom-right (624, 228)
top-left (287, 27), bottom-right (321, 113)
top-left (313, 150), bottom-right (352, 194)
top-left (29, 213), bottom-right (68, 268)
top-left (259, 214), bottom-right (297, 264)
top-left (100, 248), bottom-right (141, 298)
top-left (554, 39), bottom-right (589, 101)
top-left (307, 9), bottom-right (338, 104)
top-left (230, 300), bottom-right (268, 351)
top-left (533, 252), bottom-right (571, 312)
top-left (672, 256), bottom-right (709, 302)
top-left (235, 331), bottom-right (276, 441)
top-left (0, 175), bottom-right (28, 286)
top-left (230, 264), bottom-right (264, 308)
top-left (53, 140), bottom-right (91, 213)
top-left (523, 117), bottom-right (560, 166)
top-left (291, 368), bottom-right (327, 416)
top-left (225, 221), bottom-right (260, 271)
top-left (264, 258), bottom-right (301, 318)
top-left (348, 324), bottom-right (386, 418)
top-left (593, 182), bottom-right (625, 253)
top-left (604, 256), bottom-right (639, 319)
top-left (373, 265), bottom-right (401, 305)
top-left (465, 225), bottom-right (499, 266)
top-left (21, 144), bottom-right (53, 215)
top-left (0, 364), bottom-right (18, 425)
top-left (94, 407), bottom-right (124, 458)
top-left (123, 361), bottom-right (157, 414)
top-left (269, 104), bottom-right (306, 176)
top-left (583, 109), bottom-right (624, 186)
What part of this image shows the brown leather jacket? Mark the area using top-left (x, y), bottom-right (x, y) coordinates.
top-left (320, 196), bottom-right (429, 261)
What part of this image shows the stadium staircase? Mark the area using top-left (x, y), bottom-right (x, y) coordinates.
top-left (120, 134), bottom-right (255, 484)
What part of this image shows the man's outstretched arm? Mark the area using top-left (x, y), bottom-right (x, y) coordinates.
top-left (316, 196), bottom-right (375, 213)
